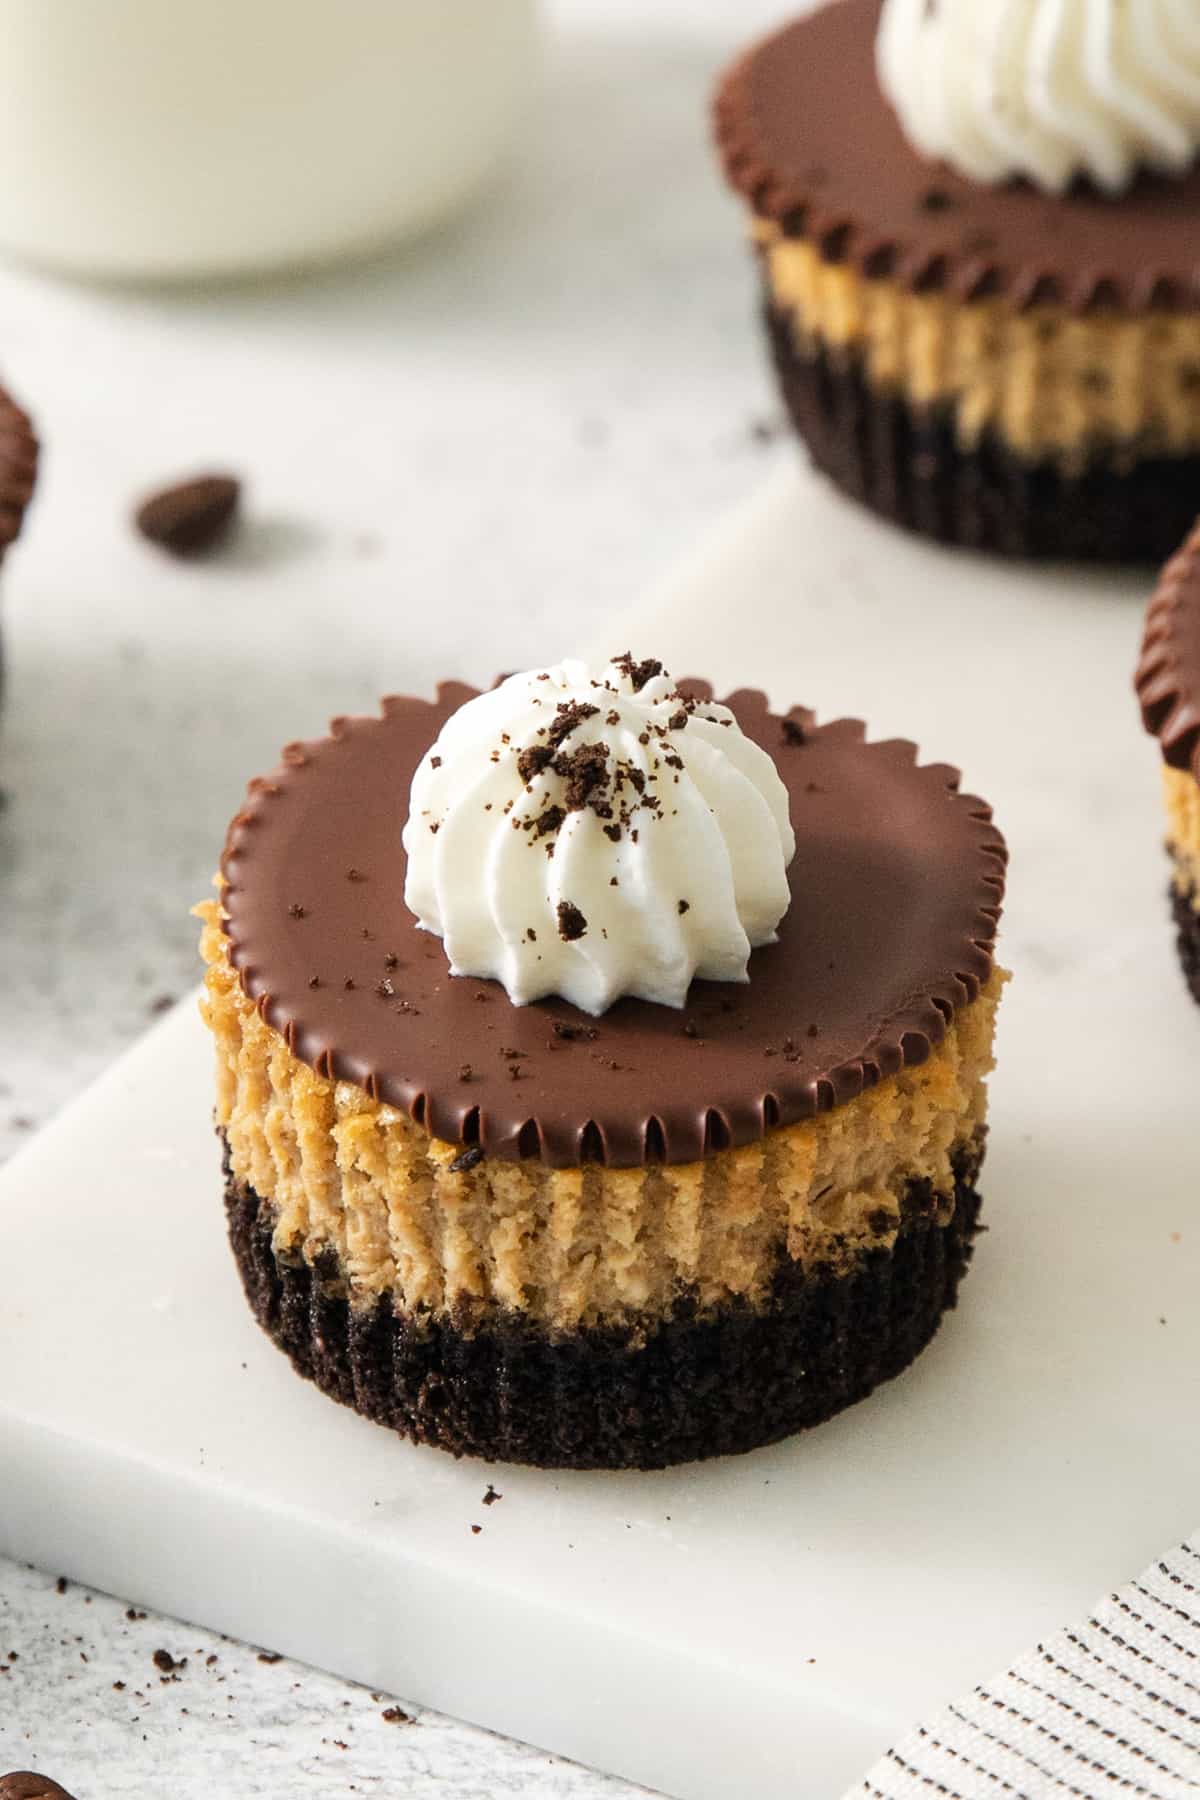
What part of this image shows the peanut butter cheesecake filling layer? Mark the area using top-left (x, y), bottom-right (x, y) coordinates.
top-left (202, 900), bottom-right (1002, 1333)
top-left (761, 228), bottom-right (1200, 469)
top-left (1164, 767), bottom-right (1200, 908)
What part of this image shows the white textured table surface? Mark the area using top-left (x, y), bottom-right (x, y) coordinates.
top-left (0, 1), bottom-right (793, 1794)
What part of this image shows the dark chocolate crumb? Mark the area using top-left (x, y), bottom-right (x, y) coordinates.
top-left (470, 1524), bottom-right (482, 1536)
top-left (552, 1021), bottom-right (597, 1042)
top-left (677, 899), bottom-right (689, 915)
top-left (308, 974), bottom-right (321, 989)
top-left (55, 1577), bottom-right (68, 1595)
top-left (256, 1651), bottom-right (282, 1665)
top-left (517, 743), bottom-right (553, 785)
top-left (134, 472), bottom-right (240, 557)
top-left (343, 976), bottom-right (355, 991)
top-left (611, 651), bottom-right (662, 692)
top-left (430, 756), bottom-right (442, 769)
top-left (381, 1705), bottom-right (411, 1724)
top-left (376, 978), bottom-right (395, 997)
top-left (556, 900), bottom-right (587, 942)
top-left (807, 1023), bottom-right (819, 1037)
top-left (449, 1146), bottom-right (484, 1174)
top-left (526, 927), bottom-right (537, 942)
top-left (458, 1063), bottom-right (473, 1082)
top-left (482, 1484), bottom-right (502, 1505)
top-left (781, 718), bottom-right (806, 746)
top-left (152, 1649), bottom-right (184, 1674)
top-left (383, 951), bottom-right (399, 968)
top-left (288, 902), bottom-right (306, 919)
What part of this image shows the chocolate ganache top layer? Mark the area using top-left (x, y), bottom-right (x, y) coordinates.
top-left (1137, 522), bottom-right (1200, 777)
top-left (220, 683), bottom-right (1006, 1169)
top-left (715, 0), bottom-right (1200, 313)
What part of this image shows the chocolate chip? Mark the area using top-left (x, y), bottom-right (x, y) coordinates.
top-left (449, 1146), bottom-right (484, 1173)
top-left (556, 900), bottom-right (587, 942)
top-left (134, 473), bottom-right (240, 556)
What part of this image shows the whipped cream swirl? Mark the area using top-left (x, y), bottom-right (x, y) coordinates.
top-left (403, 656), bottom-right (795, 1016)
top-left (877, 0), bottom-right (1200, 195)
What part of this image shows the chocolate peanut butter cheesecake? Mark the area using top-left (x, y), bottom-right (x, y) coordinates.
top-left (199, 656), bottom-right (1007, 1469)
top-left (1137, 524), bottom-right (1200, 1000)
top-left (0, 381), bottom-right (37, 682)
top-left (716, 0), bottom-right (1200, 561)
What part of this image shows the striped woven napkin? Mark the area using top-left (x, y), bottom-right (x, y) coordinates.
top-left (845, 1531), bottom-right (1200, 1799)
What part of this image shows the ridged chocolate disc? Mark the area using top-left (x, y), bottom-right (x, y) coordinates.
top-left (221, 684), bottom-right (1006, 1168)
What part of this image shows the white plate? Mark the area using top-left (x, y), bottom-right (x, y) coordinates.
top-left (3, 463), bottom-right (1198, 1800)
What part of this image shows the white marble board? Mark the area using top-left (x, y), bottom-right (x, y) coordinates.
top-left (2, 463), bottom-right (1198, 1800)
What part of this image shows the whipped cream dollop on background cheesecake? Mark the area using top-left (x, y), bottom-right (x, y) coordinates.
top-left (403, 655), bottom-right (795, 1015)
top-left (877, 0), bottom-right (1200, 194)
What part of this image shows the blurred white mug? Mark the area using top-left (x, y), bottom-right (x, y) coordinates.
top-left (0, 0), bottom-right (540, 280)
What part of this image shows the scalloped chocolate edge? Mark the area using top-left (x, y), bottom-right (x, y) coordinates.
top-left (0, 385), bottom-right (37, 558)
top-left (219, 684), bottom-right (1006, 1169)
top-left (1136, 518), bottom-right (1200, 778)
top-left (712, 19), bottom-right (1200, 316)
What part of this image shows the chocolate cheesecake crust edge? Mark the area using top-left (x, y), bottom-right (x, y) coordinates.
top-left (766, 303), bottom-right (1200, 563)
top-left (224, 1134), bottom-right (985, 1471)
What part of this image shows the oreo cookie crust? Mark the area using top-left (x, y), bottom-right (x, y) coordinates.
top-left (224, 1135), bottom-right (985, 1471)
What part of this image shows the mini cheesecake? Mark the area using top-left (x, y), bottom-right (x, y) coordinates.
top-left (0, 381), bottom-right (37, 684)
top-left (199, 672), bottom-right (1006, 1470)
top-left (1137, 524), bottom-right (1200, 1000)
top-left (715, 0), bottom-right (1200, 562)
